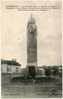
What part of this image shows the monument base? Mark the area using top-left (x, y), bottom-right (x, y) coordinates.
top-left (26, 65), bottom-right (37, 79)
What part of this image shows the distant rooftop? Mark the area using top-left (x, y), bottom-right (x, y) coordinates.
top-left (1, 59), bottom-right (21, 66)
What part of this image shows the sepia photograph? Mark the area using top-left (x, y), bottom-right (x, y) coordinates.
top-left (1, 0), bottom-right (62, 98)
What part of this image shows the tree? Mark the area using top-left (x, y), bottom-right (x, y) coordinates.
top-left (52, 66), bottom-right (59, 76)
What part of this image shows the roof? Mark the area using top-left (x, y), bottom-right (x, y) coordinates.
top-left (1, 59), bottom-right (21, 66)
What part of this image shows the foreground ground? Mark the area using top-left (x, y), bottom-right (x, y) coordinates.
top-left (1, 74), bottom-right (62, 98)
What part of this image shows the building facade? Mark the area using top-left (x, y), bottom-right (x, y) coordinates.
top-left (1, 59), bottom-right (21, 74)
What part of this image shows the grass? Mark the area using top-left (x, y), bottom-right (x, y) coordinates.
top-left (1, 73), bottom-right (62, 98)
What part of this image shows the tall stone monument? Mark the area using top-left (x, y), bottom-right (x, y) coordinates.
top-left (27, 15), bottom-right (37, 78)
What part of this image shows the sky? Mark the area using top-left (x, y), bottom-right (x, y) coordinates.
top-left (1, 0), bottom-right (61, 67)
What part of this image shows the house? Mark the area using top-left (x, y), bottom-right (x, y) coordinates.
top-left (1, 59), bottom-right (21, 74)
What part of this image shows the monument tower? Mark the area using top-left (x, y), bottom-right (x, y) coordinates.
top-left (27, 15), bottom-right (37, 78)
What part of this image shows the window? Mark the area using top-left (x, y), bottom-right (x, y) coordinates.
top-left (16, 67), bottom-right (19, 72)
top-left (7, 66), bottom-right (9, 72)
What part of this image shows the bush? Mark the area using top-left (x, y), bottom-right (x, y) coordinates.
top-left (45, 67), bottom-right (51, 76)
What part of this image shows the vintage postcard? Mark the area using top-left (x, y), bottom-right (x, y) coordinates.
top-left (1, 0), bottom-right (62, 98)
